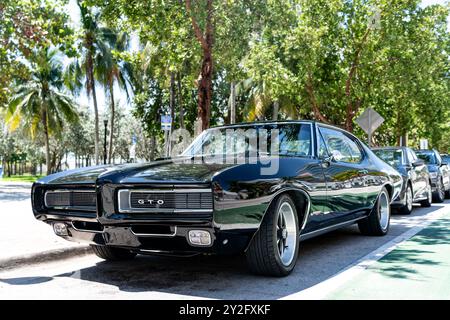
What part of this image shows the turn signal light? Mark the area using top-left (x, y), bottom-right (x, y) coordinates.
top-left (188, 230), bottom-right (211, 246)
top-left (53, 222), bottom-right (69, 236)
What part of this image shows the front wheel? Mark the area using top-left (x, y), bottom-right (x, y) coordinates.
top-left (90, 245), bottom-right (137, 261)
top-left (433, 179), bottom-right (445, 203)
top-left (358, 187), bottom-right (390, 236)
top-left (246, 194), bottom-right (299, 277)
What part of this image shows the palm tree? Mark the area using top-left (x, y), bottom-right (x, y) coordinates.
top-left (96, 32), bottom-right (132, 163)
top-left (65, 0), bottom-right (117, 165)
top-left (6, 48), bottom-right (78, 174)
top-left (237, 78), bottom-right (299, 122)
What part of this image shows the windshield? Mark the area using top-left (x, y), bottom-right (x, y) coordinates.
top-left (373, 149), bottom-right (403, 168)
top-left (416, 152), bottom-right (437, 165)
top-left (182, 123), bottom-right (313, 158)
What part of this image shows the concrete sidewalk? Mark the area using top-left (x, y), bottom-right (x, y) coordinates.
top-left (0, 181), bottom-right (91, 269)
top-left (325, 210), bottom-right (450, 299)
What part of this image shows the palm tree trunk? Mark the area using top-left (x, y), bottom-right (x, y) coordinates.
top-left (42, 107), bottom-right (51, 175)
top-left (108, 81), bottom-right (115, 164)
top-left (87, 52), bottom-right (100, 165)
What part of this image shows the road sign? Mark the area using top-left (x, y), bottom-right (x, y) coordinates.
top-left (161, 115), bottom-right (172, 131)
top-left (420, 139), bottom-right (428, 150)
top-left (355, 108), bottom-right (384, 146)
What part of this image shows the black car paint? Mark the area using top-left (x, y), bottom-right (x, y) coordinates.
top-left (415, 149), bottom-right (450, 194)
top-left (372, 147), bottom-right (431, 206)
top-left (31, 121), bottom-right (402, 256)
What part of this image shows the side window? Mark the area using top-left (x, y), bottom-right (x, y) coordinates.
top-left (319, 127), bottom-right (363, 163)
top-left (408, 149), bottom-right (417, 163)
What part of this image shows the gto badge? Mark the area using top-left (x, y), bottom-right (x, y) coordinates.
top-left (137, 199), bottom-right (165, 205)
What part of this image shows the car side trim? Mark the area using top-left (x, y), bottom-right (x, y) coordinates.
top-left (299, 216), bottom-right (366, 241)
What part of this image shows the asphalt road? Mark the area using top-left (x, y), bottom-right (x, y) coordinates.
top-left (0, 186), bottom-right (449, 299)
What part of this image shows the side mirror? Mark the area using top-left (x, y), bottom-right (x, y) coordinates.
top-left (412, 159), bottom-right (424, 167)
top-left (321, 155), bottom-right (334, 168)
top-left (441, 162), bottom-right (448, 167)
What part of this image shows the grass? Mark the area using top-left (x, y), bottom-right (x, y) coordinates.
top-left (0, 174), bottom-right (45, 183)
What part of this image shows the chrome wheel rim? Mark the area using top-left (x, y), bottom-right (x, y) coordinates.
top-left (406, 186), bottom-right (413, 211)
top-left (276, 202), bottom-right (297, 266)
top-left (378, 192), bottom-right (390, 231)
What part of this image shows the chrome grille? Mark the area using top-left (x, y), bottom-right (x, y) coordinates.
top-left (118, 189), bottom-right (213, 213)
top-left (45, 190), bottom-right (96, 211)
top-left (175, 192), bottom-right (213, 209)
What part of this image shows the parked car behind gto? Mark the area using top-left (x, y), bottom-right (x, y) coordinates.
top-left (372, 147), bottom-right (432, 214)
top-left (415, 149), bottom-right (450, 202)
top-left (31, 121), bottom-right (402, 276)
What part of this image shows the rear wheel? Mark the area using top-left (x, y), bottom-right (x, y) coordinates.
top-left (398, 184), bottom-right (413, 215)
top-left (420, 182), bottom-right (432, 207)
top-left (433, 179), bottom-right (445, 203)
top-left (358, 187), bottom-right (390, 236)
top-left (246, 194), bottom-right (300, 277)
top-left (90, 245), bottom-right (137, 261)
top-left (445, 186), bottom-right (450, 199)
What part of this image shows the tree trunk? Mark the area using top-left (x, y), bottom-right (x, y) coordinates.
top-left (186, 0), bottom-right (214, 132)
top-left (230, 81), bottom-right (236, 124)
top-left (170, 72), bottom-right (176, 133)
top-left (272, 100), bottom-right (279, 121)
top-left (197, 49), bottom-right (213, 131)
top-left (108, 81), bottom-right (115, 164)
top-left (177, 72), bottom-right (184, 128)
top-left (150, 136), bottom-right (156, 161)
top-left (87, 51), bottom-right (100, 165)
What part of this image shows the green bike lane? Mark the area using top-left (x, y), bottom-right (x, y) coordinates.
top-left (325, 211), bottom-right (450, 299)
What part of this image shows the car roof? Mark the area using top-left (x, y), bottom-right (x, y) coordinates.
top-left (415, 149), bottom-right (434, 153)
top-left (210, 120), bottom-right (317, 130)
top-left (372, 146), bottom-right (406, 151)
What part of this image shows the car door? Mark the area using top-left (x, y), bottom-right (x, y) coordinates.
top-left (406, 148), bottom-right (427, 199)
top-left (318, 125), bottom-right (368, 224)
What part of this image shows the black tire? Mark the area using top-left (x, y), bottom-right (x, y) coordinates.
top-left (245, 194), bottom-right (300, 277)
top-left (398, 184), bottom-right (413, 215)
top-left (358, 187), bottom-right (390, 236)
top-left (90, 245), bottom-right (137, 261)
top-left (420, 181), bottom-right (432, 207)
top-left (445, 188), bottom-right (450, 200)
top-left (433, 178), bottom-right (445, 203)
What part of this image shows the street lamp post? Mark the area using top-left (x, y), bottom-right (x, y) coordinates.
top-left (103, 119), bottom-right (108, 165)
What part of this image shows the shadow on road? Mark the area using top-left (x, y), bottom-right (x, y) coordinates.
top-left (0, 184), bottom-right (31, 202)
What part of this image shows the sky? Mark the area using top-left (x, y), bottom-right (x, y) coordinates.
top-left (65, 0), bottom-right (449, 116)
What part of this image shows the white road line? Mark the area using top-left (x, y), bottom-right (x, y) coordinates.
top-left (281, 204), bottom-right (449, 300)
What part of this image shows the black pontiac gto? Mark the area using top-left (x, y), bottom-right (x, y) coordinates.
top-left (31, 121), bottom-right (402, 276)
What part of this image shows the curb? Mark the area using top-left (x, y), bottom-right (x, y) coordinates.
top-left (0, 245), bottom-right (93, 271)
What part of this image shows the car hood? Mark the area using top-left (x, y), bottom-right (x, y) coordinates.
top-left (36, 159), bottom-right (237, 185)
top-left (426, 164), bottom-right (439, 173)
